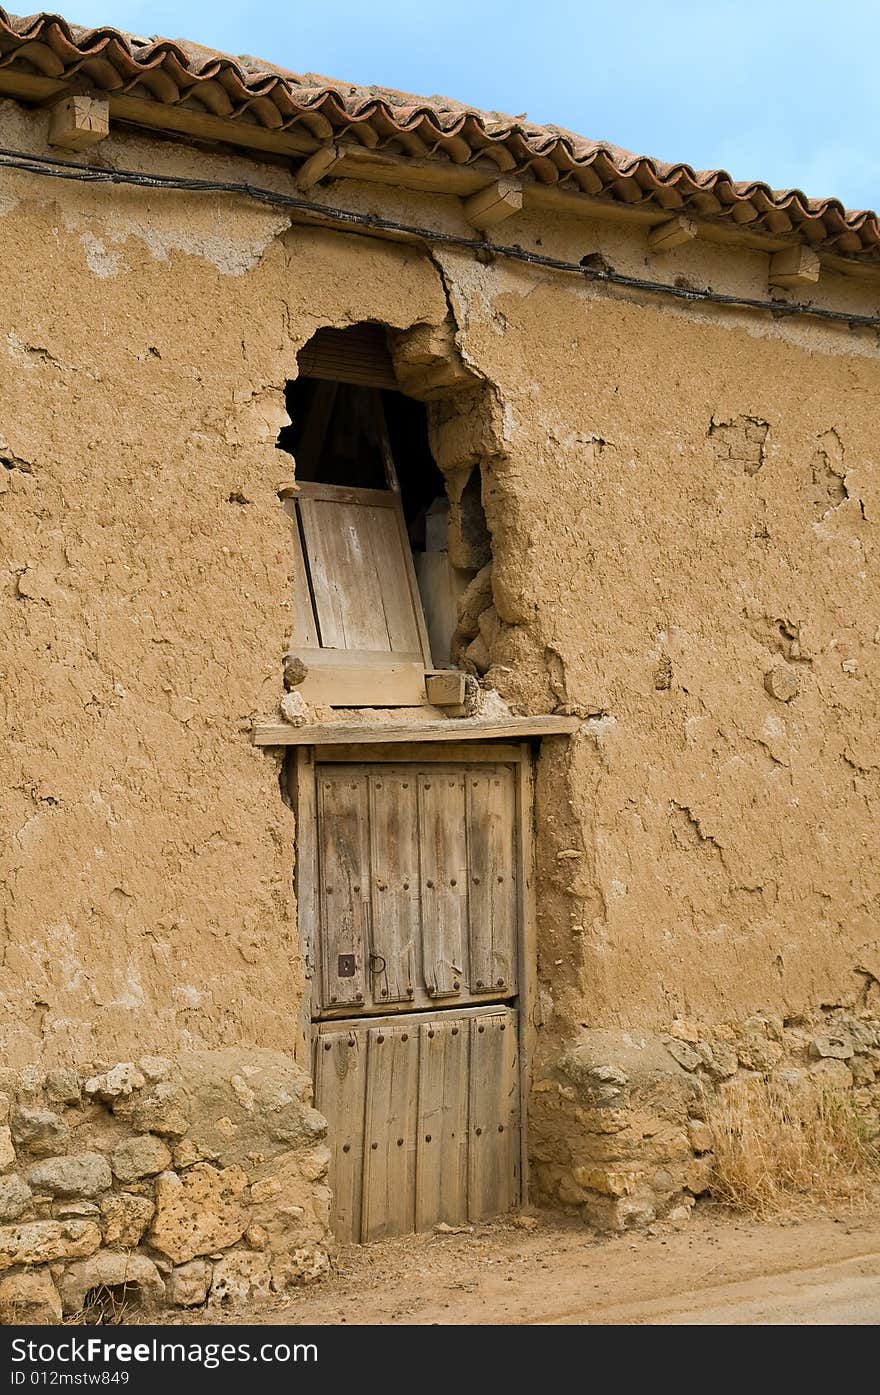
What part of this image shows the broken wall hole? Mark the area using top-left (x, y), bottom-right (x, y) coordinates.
top-left (275, 321), bottom-right (497, 699)
top-left (77, 1282), bottom-right (141, 1326)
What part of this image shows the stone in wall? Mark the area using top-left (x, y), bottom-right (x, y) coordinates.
top-left (531, 1007), bottom-right (880, 1231)
top-left (0, 1049), bottom-right (331, 1320)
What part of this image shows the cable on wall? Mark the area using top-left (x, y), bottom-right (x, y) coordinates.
top-left (1, 144), bottom-right (879, 333)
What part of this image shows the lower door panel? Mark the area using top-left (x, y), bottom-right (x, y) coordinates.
top-left (314, 1005), bottom-right (520, 1243)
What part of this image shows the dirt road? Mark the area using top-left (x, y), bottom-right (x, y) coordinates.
top-left (229, 1203), bottom-right (880, 1326)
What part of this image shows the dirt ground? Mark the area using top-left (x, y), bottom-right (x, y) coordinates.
top-left (196, 1199), bottom-right (880, 1326)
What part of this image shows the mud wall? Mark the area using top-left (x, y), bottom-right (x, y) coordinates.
top-left (2, 99), bottom-right (880, 1253)
top-left (430, 240), bottom-right (880, 1043)
top-left (0, 102), bottom-right (448, 1071)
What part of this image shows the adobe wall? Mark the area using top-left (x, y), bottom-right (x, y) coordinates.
top-left (1, 92), bottom-right (879, 1307)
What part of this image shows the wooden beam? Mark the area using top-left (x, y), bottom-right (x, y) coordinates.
top-left (425, 671), bottom-right (467, 706)
top-left (252, 713), bottom-right (581, 746)
top-left (295, 143), bottom-right (343, 191)
top-left (648, 214), bottom-right (697, 253)
top-left (463, 176), bottom-right (523, 231)
top-left (769, 244), bottom-right (821, 288)
top-left (48, 95), bottom-right (109, 151)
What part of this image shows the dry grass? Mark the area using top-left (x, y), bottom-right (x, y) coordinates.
top-left (64, 1283), bottom-right (133, 1326)
top-left (708, 1075), bottom-right (879, 1218)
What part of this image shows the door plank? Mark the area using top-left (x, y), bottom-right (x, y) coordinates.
top-left (361, 1024), bottom-right (419, 1241)
top-left (314, 1027), bottom-right (367, 1244)
top-left (418, 769), bottom-right (468, 999)
top-left (317, 769), bottom-right (371, 1010)
top-left (465, 765), bottom-right (518, 996)
top-left (415, 1018), bottom-right (469, 1230)
top-left (368, 770), bottom-right (420, 1005)
top-left (467, 1011), bottom-right (519, 1221)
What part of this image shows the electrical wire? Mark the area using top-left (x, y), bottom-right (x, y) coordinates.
top-left (1, 143), bottom-right (879, 333)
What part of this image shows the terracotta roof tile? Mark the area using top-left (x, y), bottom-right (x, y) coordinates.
top-left (1, 8), bottom-right (878, 262)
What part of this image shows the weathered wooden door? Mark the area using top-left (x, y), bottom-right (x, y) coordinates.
top-left (294, 743), bottom-right (531, 1243)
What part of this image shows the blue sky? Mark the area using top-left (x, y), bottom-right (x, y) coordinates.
top-left (60, 1), bottom-right (878, 211)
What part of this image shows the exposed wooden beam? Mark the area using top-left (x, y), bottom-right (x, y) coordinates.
top-left (295, 142), bottom-right (343, 191)
top-left (463, 176), bottom-right (523, 231)
top-left (769, 244), bottom-right (821, 288)
top-left (424, 671), bottom-right (467, 706)
top-left (0, 70), bottom-right (874, 280)
top-left (252, 713), bottom-right (581, 746)
top-left (48, 95), bottom-right (109, 151)
top-left (648, 214), bottom-right (697, 253)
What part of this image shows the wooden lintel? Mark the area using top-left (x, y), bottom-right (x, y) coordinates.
top-left (252, 713), bottom-right (581, 746)
top-left (48, 95), bottom-right (109, 151)
top-left (769, 244), bottom-right (821, 288)
top-left (648, 214), bottom-right (697, 253)
top-left (425, 671), bottom-right (467, 706)
top-left (463, 176), bottom-right (523, 231)
top-left (295, 143), bottom-right (343, 191)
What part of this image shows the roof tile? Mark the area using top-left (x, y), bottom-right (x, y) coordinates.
top-left (0, 8), bottom-right (877, 261)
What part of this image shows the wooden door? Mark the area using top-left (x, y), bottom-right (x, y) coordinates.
top-left (306, 758), bottom-right (519, 1017)
top-left (314, 1006), bottom-right (520, 1243)
top-left (299, 743), bottom-right (530, 1242)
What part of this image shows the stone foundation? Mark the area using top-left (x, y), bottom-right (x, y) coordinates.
top-left (531, 1007), bottom-right (880, 1230)
top-left (0, 1049), bottom-right (331, 1322)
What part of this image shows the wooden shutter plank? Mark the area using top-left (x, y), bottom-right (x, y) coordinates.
top-left (317, 769), bottom-right (371, 1010)
top-left (314, 1028), bottom-right (367, 1244)
top-left (467, 1011), bottom-right (519, 1221)
top-left (361, 1024), bottom-right (419, 1241)
top-left (418, 769), bottom-right (468, 999)
top-left (465, 766), bottom-right (518, 996)
top-left (415, 1018), bottom-right (468, 1230)
top-left (368, 769), bottom-right (419, 1005)
top-left (287, 503), bottom-right (320, 648)
top-left (370, 504), bottom-right (424, 653)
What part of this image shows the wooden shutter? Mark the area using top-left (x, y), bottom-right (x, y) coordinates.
top-left (285, 481), bottom-right (433, 706)
top-left (297, 324), bottom-right (397, 389)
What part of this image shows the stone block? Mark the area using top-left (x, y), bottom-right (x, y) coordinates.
top-left (0, 1268), bottom-right (62, 1324)
top-left (149, 1164), bottom-right (248, 1263)
top-left (45, 1069), bottom-right (82, 1105)
top-left (10, 1108), bottom-right (69, 1157)
top-left (99, 1193), bottom-right (154, 1248)
top-left (84, 1063), bottom-right (146, 1102)
top-left (168, 1259), bottom-right (212, 1307)
top-left (111, 1134), bottom-right (172, 1182)
top-left (809, 1034), bottom-right (854, 1061)
top-left (685, 1155), bottom-right (714, 1195)
top-left (0, 1126), bottom-right (15, 1172)
top-left (0, 1174), bottom-right (32, 1221)
top-left (210, 1251), bottom-right (272, 1308)
top-left (138, 1057), bottom-right (174, 1084)
top-left (850, 1055), bottom-right (877, 1086)
top-left (28, 1153), bottom-right (112, 1199)
top-left (809, 1059), bottom-right (854, 1089)
top-left (132, 1083), bottom-right (189, 1137)
top-left (0, 1220), bottom-right (101, 1271)
top-left (687, 1119), bottom-right (714, 1153)
top-left (60, 1251), bottom-right (164, 1315)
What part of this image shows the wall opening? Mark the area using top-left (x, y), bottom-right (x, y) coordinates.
top-left (276, 322), bottom-right (493, 680)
